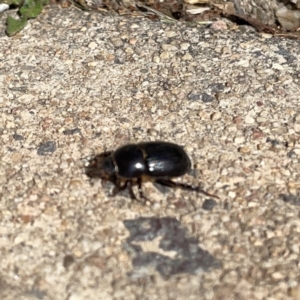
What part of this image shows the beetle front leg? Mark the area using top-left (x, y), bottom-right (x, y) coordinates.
top-left (155, 178), bottom-right (219, 199)
top-left (111, 182), bottom-right (125, 196)
top-left (112, 180), bottom-right (137, 200)
top-left (127, 180), bottom-right (137, 200)
top-left (137, 177), bottom-right (150, 204)
top-left (137, 177), bottom-right (144, 199)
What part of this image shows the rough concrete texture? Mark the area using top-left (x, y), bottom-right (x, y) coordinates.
top-left (231, 0), bottom-right (278, 24)
top-left (1, 6), bottom-right (300, 300)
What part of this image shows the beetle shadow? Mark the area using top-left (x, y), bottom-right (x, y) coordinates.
top-left (123, 217), bottom-right (220, 280)
top-left (152, 181), bottom-right (171, 194)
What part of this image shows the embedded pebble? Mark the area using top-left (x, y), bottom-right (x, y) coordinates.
top-left (245, 115), bottom-right (255, 124)
top-left (160, 51), bottom-right (170, 60)
top-left (63, 128), bottom-right (81, 135)
top-left (239, 146), bottom-right (251, 153)
top-left (11, 152), bottom-right (22, 163)
top-left (37, 141), bottom-right (57, 155)
top-left (88, 42), bottom-right (98, 50)
top-left (180, 43), bottom-right (190, 50)
top-left (234, 136), bottom-right (245, 144)
top-left (211, 112), bottom-right (221, 120)
top-left (202, 199), bottom-right (218, 211)
top-left (12, 134), bottom-right (24, 141)
top-left (182, 53), bottom-right (193, 61)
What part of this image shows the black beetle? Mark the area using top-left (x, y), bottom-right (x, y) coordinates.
top-left (85, 141), bottom-right (219, 201)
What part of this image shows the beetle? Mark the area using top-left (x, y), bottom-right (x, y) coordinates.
top-left (85, 141), bottom-right (219, 201)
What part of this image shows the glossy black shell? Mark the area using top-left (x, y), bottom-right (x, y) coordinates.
top-left (113, 141), bottom-right (191, 179)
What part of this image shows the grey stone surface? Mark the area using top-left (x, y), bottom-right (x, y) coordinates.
top-left (231, 0), bottom-right (278, 24)
top-left (1, 6), bottom-right (300, 300)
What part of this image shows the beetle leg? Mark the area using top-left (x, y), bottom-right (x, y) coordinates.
top-left (111, 180), bottom-right (134, 198)
top-left (155, 178), bottom-right (219, 199)
top-left (111, 180), bottom-right (138, 200)
top-left (127, 180), bottom-right (137, 200)
top-left (111, 183), bottom-right (125, 196)
top-left (137, 177), bottom-right (144, 199)
top-left (111, 177), bottom-right (126, 194)
top-left (136, 177), bottom-right (150, 204)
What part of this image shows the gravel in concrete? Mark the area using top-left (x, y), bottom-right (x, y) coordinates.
top-left (1, 6), bottom-right (300, 300)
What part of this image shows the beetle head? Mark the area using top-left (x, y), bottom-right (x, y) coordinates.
top-left (85, 152), bottom-right (116, 180)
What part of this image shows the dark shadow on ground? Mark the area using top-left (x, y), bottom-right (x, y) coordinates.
top-left (123, 217), bottom-right (220, 279)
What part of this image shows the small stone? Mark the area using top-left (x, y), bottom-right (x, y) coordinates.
top-left (117, 251), bottom-right (129, 263)
top-left (221, 215), bottom-right (230, 223)
top-left (239, 146), bottom-right (251, 154)
top-left (162, 44), bottom-right (177, 51)
top-left (261, 33), bottom-right (273, 39)
top-left (266, 137), bottom-right (280, 146)
top-left (160, 51), bottom-right (170, 60)
top-left (237, 60), bottom-right (250, 67)
top-left (165, 31), bottom-right (177, 37)
top-left (110, 37), bottom-right (123, 47)
top-left (202, 199), bottom-right (218, 211)
top-left (202, 94), bottom-right (216, 104)
top-left (37, 141), bottom-right (56, 156)
top-left (68, 293), bottom-right (81, 300)
top-left (276, 7), bottom-right (300, 30)
top-left (88, 42), bottom-right (98, 50)
top-left (234, 136), bottom-right (245, 144)
top-left (287, 151), bottom-right (297, 158)
top-left (293, 148), bottom-right (300, 155)
top-left (187, 92), bottom-right (200, 101)
top-left (129, 38), bottom-right (137, 45)
top-left (211, 112), bottom-right (221, 120)
top-left (64, 117), bottom-right (74, 124)
top-left (6, 121), bottom-right (15, 128)
top-left (19, 94), bottom-right (35, 103)
top-left (256, 117), bottom-right (266, 123)
top-left (180, 43), bottom-right (190, 50)
top-left (271, 271), bottom-right (284, 280)
top-left (13, 134), bottom-right (24, 141)
top-left (228, 191), bottom-right (236, 199)
top-left (279, 193), bottom-right (300, 206)
top-left (153, 56), bottom-right (160, 63)
top-left (125, 47), bottom-right (133, 54)
top-left (233, 116), bottom-right (243, 125)
top-left (272, 63), bottom-right (284, 70)
top-left (130, 24), bottom-right (139, 29)
top-left (245, 115), bottom-right (255, 124)
top-left (221, 46), bottom-right (231, 55)
top-left (211, 20), bottom-right (227, 31)
top-left (11, 152), bottom-right (22, 163)
top-left (106, 54), bottom-right (115, 61)
top-left (182, 53), bottom-right (193, 61)
top-left (248, 201), bottom-right (259, 207)
top-left (259, 110), bottom-right (269, 117)
top-left (252, 130), bottom-right (264, 139)
top-left (60, 161), bottom-right (69, 169)
top-left (63, 255), bottom-right (75, 269)
top-left (88, 61), bottom-right (98, 67)
top-left (63, 128), bottom-right (81, 135)
top-left (272, 126), bottom-right (288, 134)
top-left (288, 286), bottom-right (300, 299)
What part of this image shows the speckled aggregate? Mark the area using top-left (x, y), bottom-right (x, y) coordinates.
top-left (1, 6), bottom-right (300, 300)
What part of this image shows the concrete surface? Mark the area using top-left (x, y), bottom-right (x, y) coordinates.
top-left (1, 6), bottom-right (300, 300)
